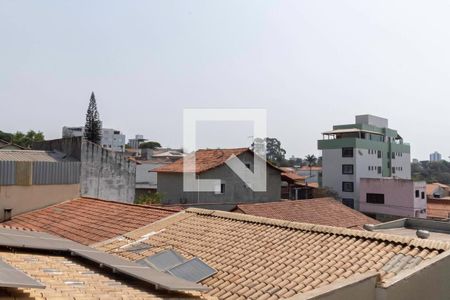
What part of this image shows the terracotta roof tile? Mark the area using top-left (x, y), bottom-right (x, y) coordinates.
top-left (299, 166), bottom-right (322, 172)
top-left (3, 197), bottom-right (180, 245)
top-left (95, 208), bottom-right (450, 299)
top-left (235, 198), bottom-right (379, 229)
top-left (426, 183), bottom-right (450, 196)
top-left (153, 148), bottom-right (250, 173)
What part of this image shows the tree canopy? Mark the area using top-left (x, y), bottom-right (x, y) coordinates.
top-left (84, 92), bottom-right (102, 144)
top-left (0, 130), bottom-right (44, 148)
top-left (139, 141), bottom-right (162, 149)
top-left (412, 160), bottom-right (450, 184)
top-left (251, 137), bottom-right (286, 166)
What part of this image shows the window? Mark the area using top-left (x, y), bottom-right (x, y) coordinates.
top-left (367, 193), bottom-right (385, 204)
top-left (342, 164), bottom-right (354, 174)
top-left (342, 198), bottom-right (354, 208)
top-left (215, 183), bottom-right (226, 194)
top-left (415, 190), bottom-right (420, 198)
top-left (342, 182), bottom-right (354, 192)
top-left (377, 151), bottom-right (382, 158)
top-left (342, 148), bottom-right (353, 157)
top-left (392, 152), bottom-right (396, 159)
top-left (377, 166), bottom-right (381, 174)
top-left (421, 192), bottom-right (425, 199)
top-left (392, 167), bottom-right (396, 174)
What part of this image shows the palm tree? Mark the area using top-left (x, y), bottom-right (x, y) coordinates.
top-left (305, 154), bottom-right (317, 177)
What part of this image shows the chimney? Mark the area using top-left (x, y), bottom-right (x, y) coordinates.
top-left (3, 208), bottom-right (12, 221)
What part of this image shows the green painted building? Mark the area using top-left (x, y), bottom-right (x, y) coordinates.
top-left (318, 115), bottom-right (411, 210)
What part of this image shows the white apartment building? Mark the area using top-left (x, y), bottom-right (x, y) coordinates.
top-left (318, 115), bottom-right (411, 210)
top-left (62, 126), bottom-right (126, 152)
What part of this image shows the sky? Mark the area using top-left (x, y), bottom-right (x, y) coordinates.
top-left (1, 1), bottom-right (450, 160)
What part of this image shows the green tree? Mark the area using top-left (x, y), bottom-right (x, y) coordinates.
top-left (0, 130), bottom-right (44, 148)
top-left (251, 137), bottom-right (286, 166)
top-left (84, 92), bottom-right (102, 144)
top-left (135, 192), bottom-right (163, 205)
top-left (139, 141), bottom-right (161, 149)
top-left (305, 154), bottom-right (318, 176)
top-left (0, 130), bottom-right (13, 142)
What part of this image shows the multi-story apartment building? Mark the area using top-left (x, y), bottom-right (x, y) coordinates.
top-left (127, 134), bottom-right (146, 149)
top-left (62, 126), bottom-right (126, 152)
top-left (318, 115), bottom-right (411, 210)
top-left (430, 151), bottom-right (442, 162)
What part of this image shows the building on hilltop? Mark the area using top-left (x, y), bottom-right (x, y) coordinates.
top-left (318, 114), bottom-right (411, 210)
top-left (430, 151), bottom-right (443, 161)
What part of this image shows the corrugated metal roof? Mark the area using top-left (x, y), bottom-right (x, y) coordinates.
top-left (0, 150), bottom-right (77, 162)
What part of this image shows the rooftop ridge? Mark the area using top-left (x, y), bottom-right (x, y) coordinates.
top-left (185, 208), bottom-right (450, 251)
top-left (236, 197), bottom-right (335, 206)
top-left (79, 197), bottom-right (182, 213)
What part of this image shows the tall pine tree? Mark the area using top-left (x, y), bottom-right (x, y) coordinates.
top-left (84, 92), bottom-right (102, 144)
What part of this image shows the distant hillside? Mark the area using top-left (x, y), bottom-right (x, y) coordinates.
top-left (412, 161), bottom-right (450, 184)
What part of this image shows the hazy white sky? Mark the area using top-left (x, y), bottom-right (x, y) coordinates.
top-left (1, 1), bottom-right (449, 160)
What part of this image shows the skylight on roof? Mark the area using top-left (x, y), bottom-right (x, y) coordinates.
top-left (137, 249), bottom-right (216, 283)
top-left (137, 249), bottom-right (186, 271)
top-left (167, 257), bottom-right (217, 283)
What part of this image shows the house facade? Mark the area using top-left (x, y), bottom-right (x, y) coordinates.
top-left (318, 114), bottom-right (411, 210)
top-left (359, 178), bottom-right (427, 219)
top-left (155, 148), bottom-right (282, 210)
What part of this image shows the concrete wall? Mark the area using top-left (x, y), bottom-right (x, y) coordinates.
top-left (0, 184), bottom-right (80, 220)
top-left (33, 137), bottom-right (136, 203)
top-left (33, 137), bottom-right (82, 160)
top-left (356, 115), bottom-right (388, 128)
top-left (290, 272), bottom-right (378, 300)
top-left (80, 142), bottom-right (135, 203)
top-left (359, 178), bottom-right (426, 218)
top-left (136, 162), bottom-right (164, 189)
top-left (158, 152), bottom-right (281, 206)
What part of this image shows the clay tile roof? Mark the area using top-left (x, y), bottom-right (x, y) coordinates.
top-left (281, 172), bottom-right (307, 182)
top-left (95, 208), bottom-right (450, 299)
top-left (235, 198), bottom-right (379, 229)
top-left (426, 183), bottom-right (450, 196)
top-left (299, 166), bottom-right (322, 171)
top-left (427, 199), bottom-right (450, 219)
top-left (0, 249), bottom-right (202, 299)
top-left (3, 197), bottom-right (181, 245)
top-left (153, 148), bottom-right (251, 173)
